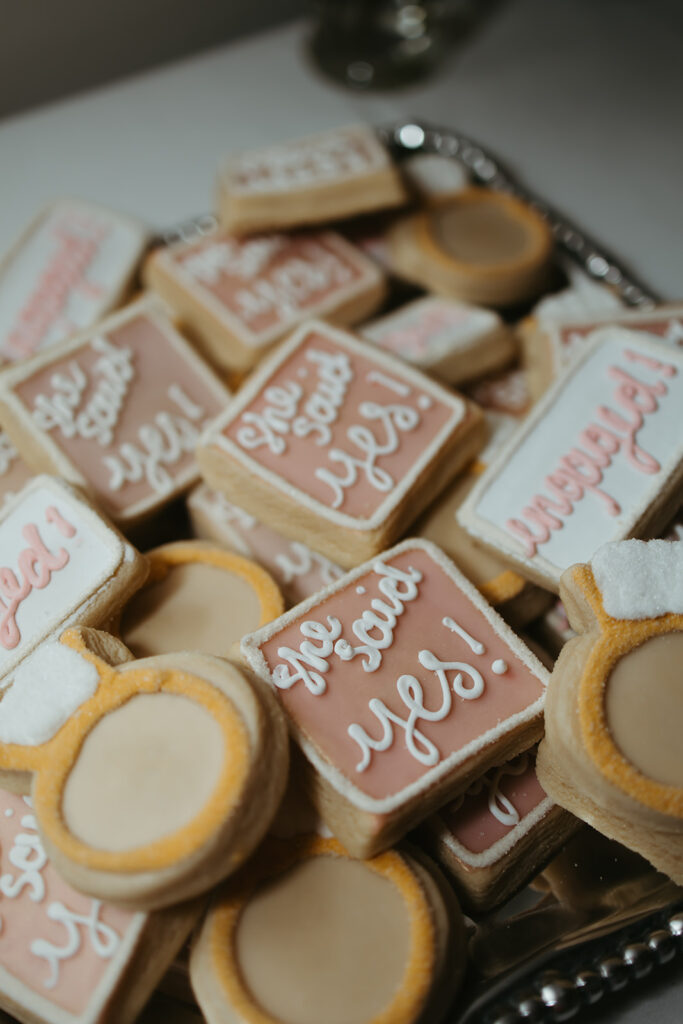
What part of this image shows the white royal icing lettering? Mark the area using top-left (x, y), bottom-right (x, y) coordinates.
top-left (30, 900), bottom-right (120, 990)
top-left (0, 433), bottom-right (20, 476)
top-left (273, 616), bottom-right (342, 695)
top-left (0, 811), bottom-right (47, 902)
top-left (183, 236), bottom-right (287, 283)
top-left (274, 541), bottom-right (344, 587)
top-left (442, 616), bottom-right (485, 655)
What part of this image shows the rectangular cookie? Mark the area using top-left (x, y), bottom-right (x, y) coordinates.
top-left (458, 327), bottom-right (683, 591)
top-left (198, 320), bottom-right (484, 567)
top-left (241, 537), bottom-right (548, 858)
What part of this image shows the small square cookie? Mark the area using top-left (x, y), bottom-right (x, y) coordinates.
top-left (217, 124), bottom-right (408, 235)
top-left (0, 295), bottom-right (231, 528)
top-left (362, 295), bottom-right (516, 385)
top-left (0, 428), bottom-right (34, 514)
top-left (241, 538), bottom-right (548, 858)
top-left (144, 229), bottom-right (386, 373)
top-left (458, 327), bottom-right (683, 591)
top-left (198, 321), bottom-right (484, 568)
top-left (0, 199), bottom-right (148, 362)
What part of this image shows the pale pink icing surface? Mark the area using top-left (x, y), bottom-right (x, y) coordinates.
top-left (259, 547), bottom-right (545, 800)
top-left (223, 331), bottom-right (457, 519)
top-left (559, 312), bottom-right (683, 350)
top-left (15, 314), bottom-right (225, 516)
top-left (0, 788), bottom-right (136, 1015)
top-left (439, 750), bottom-right (546, 855)
top-left (173, 232), bottom-right (366, 341)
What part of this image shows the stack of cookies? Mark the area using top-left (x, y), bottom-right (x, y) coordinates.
top-left (0, 122), bottom-right (679, 1024)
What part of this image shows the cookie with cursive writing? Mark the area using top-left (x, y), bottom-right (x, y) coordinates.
top-left (361, 295), bottom-right (516, 386)
top-left (0, 295), bottom-right (231, 529)
top-left (0, 200), bottom-right (148, 363)
top-left (426, 748), bottom-right (577, 912)
top-left (198, 321), bottom-right (484, 569)
top-left (0, 624), bottom-right (289, 909)
top-left (144, 228), bottom-right (386, 374)
top-left (190, 834), bottom-right (466, 1024)
top-left (217, 124), bottom-right (408, 236)
top-left (241, 538), bottom-right (548, 858)
top-left (458, 328), bottom-right (683, 592)
top-left (521, 301), bottom-right (683, 400)
top-left (0, 786), bottom-right (199, 1024)
top-left (537, 539), bottom-right (683, 883)
top-left (187, 484), bottom-right (345, 607)
top-left (115, 540), bottom-right (284, 659)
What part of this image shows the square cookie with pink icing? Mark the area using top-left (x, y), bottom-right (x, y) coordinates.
top-left (217, 124), bottom-right (408, 236)
top-left (458, 327), bottom-right (683, 592)
top-left (0, 295), bottom-right (231, 528)
top-left (144, 228), bottom-right (385, 374)
top-left (241, 538), bottom-right (548, 858)
top-left (0, 785), bottom-right (198, 1024)
top-left (0, 199), bottom-right (148, 363)
top-left (198, 321), bottom-right (484, 568)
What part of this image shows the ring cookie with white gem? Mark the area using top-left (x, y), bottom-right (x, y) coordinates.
top-left (536, 539), bottom-right (683, 883)
top-left (0, 295), bottom-right (231, 528)
top-left (190, 835), bottom-right (466, 1024)
top-left (427, 747), bottom-right (577, 912)
top-left (115, 540), bottom-right (284, 659)
top-left (198, 320), bottom-right (484, 569)
top-left (0, 623), bottom-right (289, 909)
top-left (0, 199), bottom-right (148, 363)
top-left (241, 538), bottom-right (548, 858)
top-left (361, 295), bottom-right (516, 386)
top-left (388, 188), bottom-right (554, 307)
top-left (217, 124), bottom-right (408, 236)
top-left (144, 228), bottom-right (386, 374)
top-left (0, 785), bottom-right (199, 1024)
top-left (458, 327), bottom-right (683, 592)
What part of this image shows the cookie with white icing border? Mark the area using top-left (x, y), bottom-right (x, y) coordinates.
top-left (458, 327), bottom-right (683, 592)
top-left (187, 484), bottom-right (344, 607)
top-left (115, 540), bottom-right (284, 659)
top-left (0, 624), bottom-right (289, 909)
top-left (0, 295), bottom-right (231, 528)
top-left (0, 199), bottom-right (148, 363)
top-left (217, 124), bottom-right (408, 236)
top-left (198, 320), bottom-right (484, 569)
top-left (536, 539), bottom-right (683, 883)
top-left (190, 835), bottom-right (466, 1024)
top-left (241, 538), bottom-right (548, 858)
top-left (0, 785), bottom-right (199, 1024)
top-left (426, 747), bottom-right (577, 912)
top-left (144, 228), bottom-right (385, 374)
top-left (0, 428), bottom-right (33, 515)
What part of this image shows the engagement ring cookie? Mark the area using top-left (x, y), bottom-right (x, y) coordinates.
top-left (217, 124), bottom-right (408, 235)
top-left (144, 228), bottom-right (386, 373)
top-left (241, 538), bottom-right (548, 858)
top-left (0, 200), bottom-right (148, 362)
top-left (536, 539), bottom-right (683, 883)
top-left (0, 625), bottom-right (289, 909)
top-left (0, 786), bottom-right (198, 1024)
top-left (0, 296), bottom-right (231, 528)
top-left (458, 328), bottom-right (683, 591)
top-left (198, 321), bottom-right (484, 568)
top-left (190, 836), bottom-right (466, 1024)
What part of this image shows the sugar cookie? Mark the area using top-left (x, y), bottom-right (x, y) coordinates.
top-left (536, 539), bottom-right (683, 882)
top-left (144, 229), bottom-right (385, 373)
top-left (0, 295), bottom-right (231, 528)
top-left (0, 428), bottom-right (33, 514)
top-left (241, 538), bottom-right (548, 858)
top-left (0, 200), bottom-right (148, 362)
top-left (190, 835), bottom-right (466, 1024)
top-left (198, 320), bottom-right (484, 569)
top-left (217, 124), bottom-right (408, 235)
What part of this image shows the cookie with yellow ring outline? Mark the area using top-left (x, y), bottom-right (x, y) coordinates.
top-left (0, 625), bottom-right (289, 909)
top-left (536, 539), bottom-right (683, 883)
top-left (189, 835), bottom-right (466, 1024)
top-left (115, 540), bottom-right (284, 660)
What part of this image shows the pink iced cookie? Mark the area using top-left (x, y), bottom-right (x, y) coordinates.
top-left (241, 538), bottom-right (548, 858)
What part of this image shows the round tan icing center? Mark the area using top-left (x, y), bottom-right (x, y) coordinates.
top-left (605, 632), bottom-right (683, 788)
top-left (431, 202), bottom-right (531, 265)
top-left (235, 856), bottom-right (412, 1024)
top-left (121, 562), bottom-right (262, 658)
top-left (63, 693), bottom-right (225, 851)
